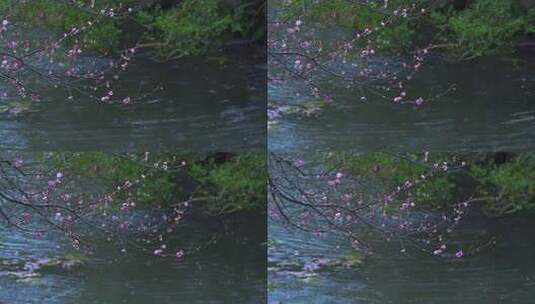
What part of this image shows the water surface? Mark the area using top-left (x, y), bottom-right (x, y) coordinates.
top-left (0, 212), bottom-right (267, 304)
top-left (269, 55), bottom-right (535, 152)
top-left (269, 213), bottom-right (535, 304)
top-left (1, 47), bottom-right (266, 152)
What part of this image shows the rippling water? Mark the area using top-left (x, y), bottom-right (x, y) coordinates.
top-left (0, 211), bottom-right (266, 304)
top-left (269, 213), bottom-right (535, 304)
top-left (0, 47), bottom-right (266, 152)
top-left (269, 56), bottom-right (535, 152)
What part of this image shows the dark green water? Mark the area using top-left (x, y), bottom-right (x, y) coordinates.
top-left (0, 48), bottom-right (266, 152)
top-left (269, 55), bottom-right (535, 152)
top-left (0, 211), bottom-right (267, 304)
top-left (269, 210), bottom-right (535, 304)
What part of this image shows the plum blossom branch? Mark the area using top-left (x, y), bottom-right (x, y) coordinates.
top-left (268, 152), bottom-right (500, 257)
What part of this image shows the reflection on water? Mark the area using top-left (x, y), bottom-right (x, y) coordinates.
top-left (0, 47), bottom-right (266, 152)
top-left (269, 56), bottom-right (535, 152)
top-left (269, 214), bottom-right (535, 304)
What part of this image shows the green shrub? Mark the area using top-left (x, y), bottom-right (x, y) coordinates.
top-left (48, 152), bottom-right (266, 215)
top-left (136, 0), bottom-right (259, 59)
top-left (330, 152), bottom-right (535, 216)
top-left (47, 152), bottom-right (177, 207)
top-left (429, 0), bottom-right (531, 60)
top-left (8, 0), bottom-right (122, 53)
top-left (471, 154), bottom-right (535, 215)
top-left (190, 153), bottom-right (266, 215)
top-left (330, 153), bottom-right (459, 209)
top-left (3, 0), bottom-right (265, 59)
top-left (282, 0), bottom-right (534, 60)
top-left (284, 0), bottom-right (418, 53)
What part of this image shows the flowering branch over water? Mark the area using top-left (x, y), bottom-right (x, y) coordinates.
top-left (0, 1), bottom-right (158, 106)
top-left (0, 154), bottom-right (200, 260)
top-left (268, 0), bottom-right (454, 106)
top-left (0, 152), bottom-right (266, 262)
top-left (268, 152), bottom-right (509, 257)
